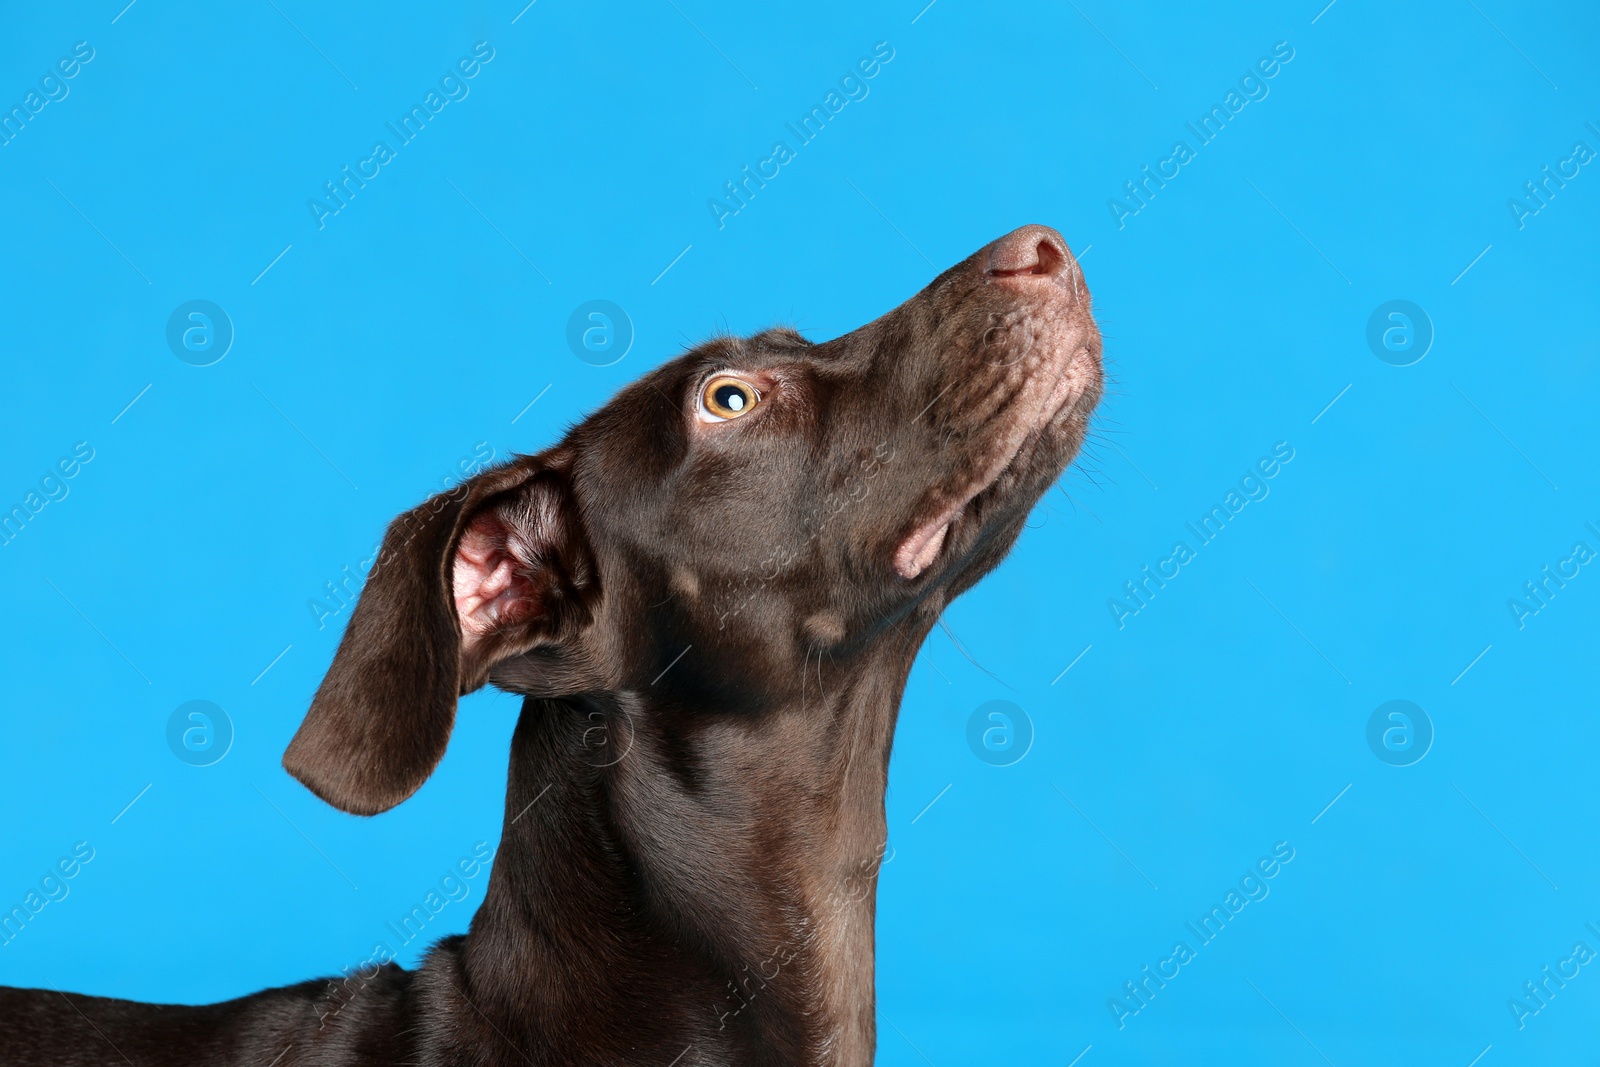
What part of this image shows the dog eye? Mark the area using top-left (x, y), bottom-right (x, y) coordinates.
top-left (699, 376), bottom-right (761, 422)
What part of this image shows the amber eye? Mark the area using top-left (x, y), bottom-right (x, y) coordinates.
top-left (699, 375), bottom-right (761, 422)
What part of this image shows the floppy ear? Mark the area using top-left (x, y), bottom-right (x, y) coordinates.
top-left (283, 456), bottom-right (596, 815)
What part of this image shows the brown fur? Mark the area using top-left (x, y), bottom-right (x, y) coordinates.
top-left (0, 225), bottom-right (1101, 1066)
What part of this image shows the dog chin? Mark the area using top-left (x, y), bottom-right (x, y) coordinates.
top-left (893, 336), bottom-right (1100, 582)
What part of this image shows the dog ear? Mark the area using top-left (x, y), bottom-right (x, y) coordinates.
top-left (283, 456), bottom-right (596, 816)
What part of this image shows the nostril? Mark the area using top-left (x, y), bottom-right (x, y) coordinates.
top-left (1031, 238), bottom-right (1064, 276)
top-left (986, 226), bottom-right (1070, 279)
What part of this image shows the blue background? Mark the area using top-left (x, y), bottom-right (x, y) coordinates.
top-left (2, 1), bottom-right (1597, 1063)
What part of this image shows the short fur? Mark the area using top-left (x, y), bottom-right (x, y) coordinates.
top-left (1, 225), bottom-right (1102, 1067)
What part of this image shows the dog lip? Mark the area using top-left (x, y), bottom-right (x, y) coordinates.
top-left (893, 513), bottom-right (953, 579)
top-left (892, 362), bottom-right (1083, 581)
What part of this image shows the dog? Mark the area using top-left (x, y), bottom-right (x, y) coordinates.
top-left (1, 224), bottom-right (1101, 1066)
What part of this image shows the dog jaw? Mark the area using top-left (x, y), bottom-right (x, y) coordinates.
top-left (892, 240), bottom-right (1099, 584)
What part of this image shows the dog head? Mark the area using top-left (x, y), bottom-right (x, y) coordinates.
top-left (285, 224), bottom-right (1102, 815)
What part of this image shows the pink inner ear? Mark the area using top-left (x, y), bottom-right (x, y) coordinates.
top-left (453, 511), bottom-right (539, 645)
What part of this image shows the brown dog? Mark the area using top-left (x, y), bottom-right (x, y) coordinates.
top-left (1, 224), bottom-right (1101, 1066)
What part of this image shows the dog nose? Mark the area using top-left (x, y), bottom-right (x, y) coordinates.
top-left (986, 224), bottom-right (1069, 279)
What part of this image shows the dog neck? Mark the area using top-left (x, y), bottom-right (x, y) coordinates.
top-left (455, 624), bottom-right (928, 1066)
